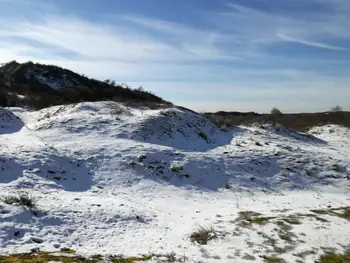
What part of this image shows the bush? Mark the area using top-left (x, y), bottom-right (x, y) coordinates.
top-left (271, 107), bottom-right (282, 116)
top-left (189, 225), bottom-right (217, 245)
top-left (331, 105), bottom-right (342, 112)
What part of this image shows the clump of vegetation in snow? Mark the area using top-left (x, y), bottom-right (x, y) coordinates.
top-left (170, 164), bottom-right (184, 173)
top-left (154, 252), bottom-right (188, 263)
top-left (318, 248), bottom-right (350, 263)
top-left (255, 141), bottom-right (263, 146)
top-left (311, 206), bottom-right (350, 221)
top-left (197, 131), bottom-right (209, 142)
top-left (262, 255), bottom-right (285, 263)
top-left (1, 193), bottom-right (36, 209)
top-left (0, 251), bottom-right (153, 263)
top-left (235, 211), bottom-right (276, 227)
top-left (189, 225), bottom-right (217, 245)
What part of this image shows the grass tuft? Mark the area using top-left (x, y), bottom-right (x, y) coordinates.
top-left (197, 131), bottom-right (209, 142)
top-left (318, 249), bottom-right (350, 263)
top-left (236, 211), bottom-right (276, 227)
top-left (1, 193), bottom-right (36, 209)
top-left (189, 225), bottom-right (217, 245)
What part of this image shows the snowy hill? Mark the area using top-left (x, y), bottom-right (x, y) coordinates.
top-left (0, 102), bottom-right (350, 263)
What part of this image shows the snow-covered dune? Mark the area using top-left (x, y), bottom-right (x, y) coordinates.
top-left (0, 102), bottom-right (349, 263)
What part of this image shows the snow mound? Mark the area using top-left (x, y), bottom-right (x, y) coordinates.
top-left (31, 101), bottom-right (133, 131)
top-left (0, 107), bottom-right (23, 134)
top-left (28, 102), bottom-right (232, 151)
top-left (130, 108), bottom-right (232, 151)
top-left (0, 137), bottom-right (95, 192)
top-left (1, 102), bottom-right (350, 261)
top-left (256, 122), bottom-right (326, 144)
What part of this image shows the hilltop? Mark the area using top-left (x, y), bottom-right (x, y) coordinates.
top-left (0, 61), bottom-right (171, 109)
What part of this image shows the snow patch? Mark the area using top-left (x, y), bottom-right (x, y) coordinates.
top-left (0, 107), bottom-right (23, 134)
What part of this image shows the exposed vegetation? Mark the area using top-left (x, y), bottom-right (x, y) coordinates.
top-left (0, 252), bottom-right (152, 263)
top-left (271, 107), bottom-right (283, 116)
top-left (262, 256), bottom-right (285, 263)
top-left (1, 193), bottom-right (36, 209)
top-left (311, 206), bottom-right (350, 221)
top-left (235, 211), bottom-right (276, 227)
top-left (189, 225), bottom-right (217, 245)
top-left (170, 165), bottom-right (184, 173)
top-left (318, 248), bottom-right (350, 263)
top-left (0, 61), bottom-right (171, 109)
top-left (204, 111), bottom-right (350, 132)
top-left (197, 131), bottom-right (209, 142)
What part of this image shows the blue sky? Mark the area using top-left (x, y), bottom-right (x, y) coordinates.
top-left (0, 0), bottom-right (349, 112)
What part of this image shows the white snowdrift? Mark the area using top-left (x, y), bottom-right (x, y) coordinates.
top-left (0, 101), bottom-right (349, 263)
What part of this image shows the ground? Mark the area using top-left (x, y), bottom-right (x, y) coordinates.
top-left (0, 102), bottom-right (349, 263)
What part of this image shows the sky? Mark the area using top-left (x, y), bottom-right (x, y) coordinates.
top-left (0, 0), bottom-right (349, 113)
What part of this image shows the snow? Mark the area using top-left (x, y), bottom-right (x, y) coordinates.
top-left (1, 101), bottom-right (350, 262)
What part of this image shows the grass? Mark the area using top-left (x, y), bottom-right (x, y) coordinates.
top-left (310, 206), bottom-right (350, 221)
top-left (262, 256), bottom-right (285, 263)
top-left (155, 252), bottom-right (188, 263)
top-left (109, 255), bottom-right (152, 263)
top-left (294, 250), bottom-right (317, 259)
top-left (197, 131), bottom-right (209, 142)
top-left (242, 255), bottom-right (256, 260)
top-left (170, 165), bottom-right (184, 173)
top-left (275, 221), bottom-right (293, 232)
top-left (255, 141), bottom-right (263, 146)
top-left (318, 249), bottom-right (350, 263)
top-left (223, 184), bottom-right (232, 189)
top-left (1, 193), bottom-right (36, 209)
top-left (60, 248), bottom-right (76, 254)
top-left (236, 211), bottom-right (276, 227)
top-left (0, 252), bottom-right (152, 263)
top-left (281, 215), bottom-right (302, 225)
top-left (189, 225), bottom-right (217, 245)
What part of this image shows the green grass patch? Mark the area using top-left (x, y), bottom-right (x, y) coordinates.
top-left (262, 256), bottom-right (285, 263)
top-left (0, 252), bottom-right (152, 263)
top-left (236, 211), bottom-right (276, 227)
top-left (311, 206), bottom-right (350, 221)
top-left (60, 248), bottom-right (76, 254)
top-left (318, 248), bottom-right (350, 263)
top-left (242, 254), bottom-right (256, 260)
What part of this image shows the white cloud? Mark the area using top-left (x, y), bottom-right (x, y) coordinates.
top-left (277, 33), bottom-right (350, 51)
top-left (0, 15), bottom-right (239, 64)
top-left (0, 0), bottom-right (349, 113)
top-left (219, 1), bottom-right (350, 51)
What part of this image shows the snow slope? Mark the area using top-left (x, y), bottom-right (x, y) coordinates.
top-left (1, 102), bottom-right (350, 263)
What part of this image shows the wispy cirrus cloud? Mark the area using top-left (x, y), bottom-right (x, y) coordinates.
top-left (218, 1), bottom-right (350, 51)
top-left (0, 0), bottom-right (349, 112)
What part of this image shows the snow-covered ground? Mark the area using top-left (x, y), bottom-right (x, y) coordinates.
top-left (0, 101), bottom-right (349, 262)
